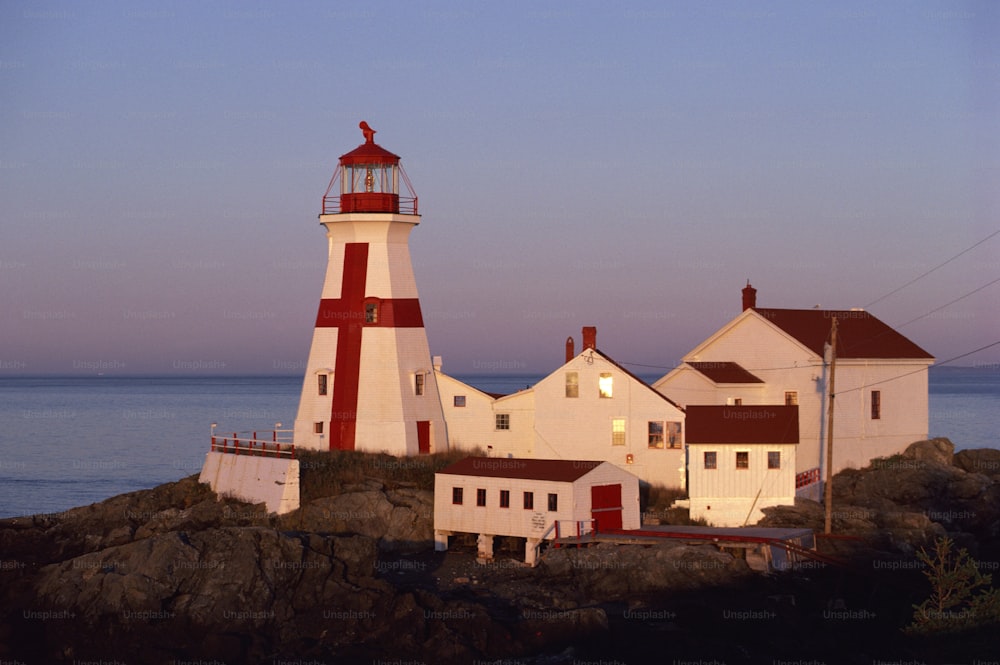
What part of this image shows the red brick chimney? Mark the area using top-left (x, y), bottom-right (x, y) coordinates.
top-left (565, 336), bottom-right (575, 363)
top-left (582, 326), bottom-right (597, 351)
top-left (742, 280), bottom-right (757, 311)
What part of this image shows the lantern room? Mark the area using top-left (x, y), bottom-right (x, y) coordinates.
top-left (321, 121), bottom-right (418, 215)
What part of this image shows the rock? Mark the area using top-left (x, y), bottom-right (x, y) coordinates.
top-left (901, 437), bottom-right (955, 466)
top-left (955, 449), bottom-right (1000, 478)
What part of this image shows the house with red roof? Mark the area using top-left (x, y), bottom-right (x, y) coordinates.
top-left (654, 283), bottom-right (934, 498)
top-left (435, 327), bottom-right (687, 489)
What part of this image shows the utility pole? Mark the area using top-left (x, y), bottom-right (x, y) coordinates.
top-left (824, 317), bottom-right (838, 535)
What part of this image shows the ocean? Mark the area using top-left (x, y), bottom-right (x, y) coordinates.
top-left (0, 367), bottom-right (996, 519)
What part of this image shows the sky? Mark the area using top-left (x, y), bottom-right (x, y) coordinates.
top-left (1, 0), bottom-right (998, 377)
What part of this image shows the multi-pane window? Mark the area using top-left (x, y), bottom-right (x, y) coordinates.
top-left (871, 390), bottom-right (881, 420)
top-left (768, 451), bottom-right (781, 469)
top-left (599, 373), bottom-right (613, 398)
top-left (452, 487), bottom-right (463, 505)
top-left (318, 374), bottom-right (328, 395)
top-left (612, 418), bottom-right (626, 446)
top-left (666, 422), bottom-right (682, 449)
top-left (704, 451), bottom-right (717, 470)
top-left (364, 302), bottom-right (378, 324)
top-left (453, 395), bottom-right (466, 407)
top-left (785, 391), bottom-right (798, 406)
top-left (523, 491), bottom-right (534, 510)
top-left (547, 493), bottom-right (558, 511)
top-left (415, 373), bottom-right (425, 396)
top-left (736, 451), bottom-right (749, 470)
top-left (648, 421), bottom-right (664, 449)
top-left (476, 488), bottom-right (486, 507)
top-left (499, 490), bottom-right (510, 508)
top-left (495, 413), bottom-right (510, 430)
top-left (565, 371), bottom-right (579, 398)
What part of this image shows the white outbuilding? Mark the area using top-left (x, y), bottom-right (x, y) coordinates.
top-left (434, 457), bottom-right (640, 565)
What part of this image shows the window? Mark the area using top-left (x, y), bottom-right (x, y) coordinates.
top-left (499, 490), bottom-right (510, 508)
top-left (452, 487), bottom-right (463, 505)
top-left (364, 302), bottom-right (378, 324)
top-left (768, 451), bottom-right (781, 469)
top-left (317, 374), bottom-right (328, 396)
top-left (732, 398), bottom-right (743, 406)
top-left (648, 421), bottom-right (664, 449)
top-left (599, 373), bottom-right (613, 398)
top-left (704, 451), bottom-right (717, 470)
top-left (565, 371), bottom-right (579, 398)
top-left (415, 373), bottom-right (425, 396)
top-left (736, 451), bottom-right (749, 469)
top-left (453, 395), bottom-right (466, 407)
top-left (495, 413), bottom-right (510, 430)
top-left (785, 391), bottom-right (798, 406)
top-left (523, 491), bottom-right (534, 510)
top-left (666, 422), bottom-right (682, 449)
top-left (313, 422), bottom-right (323, 434)
top-left (547, 493), bottom-right (558, 511)
top-left (871, 390), bottom-right (881, 420)
top-left (476, 488), bottom-right (486, 507)
top-left (612, 418), bottom-right (626, 446)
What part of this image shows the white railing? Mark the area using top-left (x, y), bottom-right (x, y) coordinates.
top-left (210, 429), bottom-right (296, 458)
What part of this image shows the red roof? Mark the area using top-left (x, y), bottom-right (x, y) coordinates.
top-left (685, 405), bottom-right (799, 444)
top-left (339, 141), bottom-right (400, 166)
top-left (688, 361), bottom-right (763, 384)
top-left (753, 308), bottom-right (933, 359)
top-left (437, 457), bottom-right (603, 482)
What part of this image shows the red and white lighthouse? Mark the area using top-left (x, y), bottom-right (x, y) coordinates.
top-left (293, 122), bottom-right (448, 455)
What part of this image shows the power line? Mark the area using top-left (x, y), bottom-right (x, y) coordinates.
top-left (864, 228), bottom-right (1000, 308)
top-left (894, 276), bottom-right (1000, 329)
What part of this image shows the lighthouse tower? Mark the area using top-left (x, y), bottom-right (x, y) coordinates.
top-left (293, 122), bottom-right (448, 455)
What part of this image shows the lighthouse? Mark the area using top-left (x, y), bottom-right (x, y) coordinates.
top-left (293, 122), bottom-right (448, 456)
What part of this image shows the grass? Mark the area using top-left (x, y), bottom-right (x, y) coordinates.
top-left (297, 447), bottom-right (482, 502)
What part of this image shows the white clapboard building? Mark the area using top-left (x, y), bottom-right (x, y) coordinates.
top-left (434, 457), bottom-right (640, 565)
top-left (684, 405), bottom-right (799, 527)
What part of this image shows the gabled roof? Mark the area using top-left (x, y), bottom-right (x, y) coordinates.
top-left (753, 308), bottom-right (933, 360)
top-left (687, 361), bottom-right (763, 384)
top-left (590, 348), bottom-right (684, 411)
top-left (685, 405), bottom-right (799, 444)
top-left (437, 457), bottom-right (604, 482)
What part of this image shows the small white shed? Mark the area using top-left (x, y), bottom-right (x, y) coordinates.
top-left (434, 457), bottom-right (640, 565)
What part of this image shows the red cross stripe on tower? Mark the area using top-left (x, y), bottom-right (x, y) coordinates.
top-left (315, 242), bottom-right (424, 450)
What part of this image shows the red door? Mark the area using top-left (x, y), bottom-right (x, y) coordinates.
top-left (417, 421), bottom-right (430, 454)
top-left (591, 484), bottom-right (623, 532)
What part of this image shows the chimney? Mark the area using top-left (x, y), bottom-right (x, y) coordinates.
top-left (582, 326), bottom-right (597, 351)
top-left (565, 336), bottom-right (575, 363)
top-left (742, 280), bottom-right (757, 311)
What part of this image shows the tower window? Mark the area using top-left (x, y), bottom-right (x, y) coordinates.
top-left (565, 371), bottom-right (579, 398)
top-left (313, 422), bottom-right (324, 434)
top-left (495, 413), bottom-right (510, 430)
top-left (364, 302), bottom-right (378, 324)
top-left (871, 390), bottom-right (881, 420)
top-left (415, 373), bottom-right (425, 396)
top-left (599, 373), bottom-right (613, 398)
top-left (317, 374), bottom-right (327, 396)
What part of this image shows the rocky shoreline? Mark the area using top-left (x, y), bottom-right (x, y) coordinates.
top-left (2, 438), bottom-right (999, 664)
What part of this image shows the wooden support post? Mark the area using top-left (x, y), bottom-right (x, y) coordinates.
top-left (824, 317), bottom-right (838, 535)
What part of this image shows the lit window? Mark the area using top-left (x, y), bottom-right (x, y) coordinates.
top-left (704, 451), bottom-right (717, 470)
top-left (648, 421), bottom-right (664, 449)
top-left (364, 302), bottom-right (378, 324)
top-left (453, 395), bottom-right (466, 407)
top-left (415, 373), bottom-right (424, 396)
top-left (599, 373), bottom-right (613, 398)
top-left (499, 490), bottom-right (510, 508)
top-left (313, 422), bottom-right (323, 434)
top-left (547, 493), bottom-right (558, 511)
top-left (318, 374), bottom-right (327, 396)
top-left (785, 391), bottom-right (798, 406)
top-left (476, 488), bottom-right (486, 507)
top-left (612, 418), bottom-right (626, 446)
top-left (871, 390), bottom-right (881, 420)
top-left (768, 451), bottom-right (781, 469)
top-left (565, 371), bottom-right (579, 398)
top-left (452, 487), bottom-right (463, 505)
top-left (666, 422), bottom-right (682, 449)
top-left (495, 413), bottom-right (510, 430)
top-left (736, 451), bottom-right (749, 469)
top-left (523, 492), bottom-right (534, 510)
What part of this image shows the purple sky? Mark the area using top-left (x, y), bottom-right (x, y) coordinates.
top-left (2, 1), bottom-right (998, 376)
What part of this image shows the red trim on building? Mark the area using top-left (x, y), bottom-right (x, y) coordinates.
top-left (314, 242), bottom-right (425, 450)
